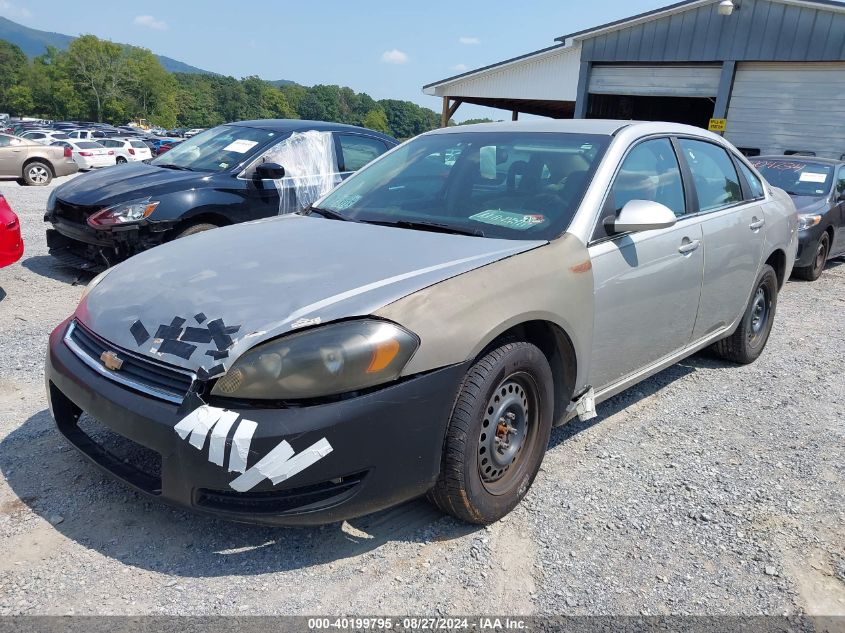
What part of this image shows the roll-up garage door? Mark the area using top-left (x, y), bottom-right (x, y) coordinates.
top-left (726, 63), bottom-right (845, 159)
top-left (589, 65), bottom-right (722, 97)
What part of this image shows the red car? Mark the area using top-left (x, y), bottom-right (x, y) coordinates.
top-left (0, 194), bottom-right (24, 267)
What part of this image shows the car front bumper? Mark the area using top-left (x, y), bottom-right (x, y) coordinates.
top-left (794, 224), bottom-right (827, 268)
top-left (45, 319), bottom-right (466, 526)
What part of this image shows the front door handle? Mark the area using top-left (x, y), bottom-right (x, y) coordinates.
top-left (749, 217), bottom-right (765, 230)
top-left (678, 238), bottom-right (701, 255)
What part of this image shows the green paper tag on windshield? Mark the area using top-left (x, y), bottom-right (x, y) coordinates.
top-left (469, 210), bottom-right (547, 231)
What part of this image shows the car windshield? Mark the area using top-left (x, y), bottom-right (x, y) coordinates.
top-left (751, 159), bottom-right (833, 197)
top-left (151, 124), bottom-right (278, 172)
top-left (318, 131), bottom-right (610, 240)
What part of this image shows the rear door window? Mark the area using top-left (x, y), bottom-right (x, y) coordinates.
top-left (736, 160), bottom-right (765, 200)
top-left (678, 139), bottom-right (743, 212)
top-left (130, 140), bottom-right (148, 149)
top-left (338, 135), bottom-right (388, 172)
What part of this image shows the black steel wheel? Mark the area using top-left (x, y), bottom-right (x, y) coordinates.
top-left (428, 341), bottom-right (553, 524)
top-left (711, 264), bottom-right (778, 364)
top-left (793, 233), bottom-right (829, 281)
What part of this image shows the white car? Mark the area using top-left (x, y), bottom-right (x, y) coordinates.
top-left (51, 140), bottom-right (116, 170)
top-left (19, 130), bottom-right (71, 145)
top-left (67, 129), bottom-right (110, 141)
top-left (99, 138), bottom-right (153, 164)
top-left (184, 128), bottom-right (205, 138)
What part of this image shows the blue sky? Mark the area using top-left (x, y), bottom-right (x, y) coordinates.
top-left (0, 0), bottom-right (670, 121)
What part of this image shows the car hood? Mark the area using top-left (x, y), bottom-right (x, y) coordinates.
top-left (54, 162), bottom-right (208, 206)
top-left (77, 215), bottom-right (546, 372)
top-left (789, 195), bottom-right (830, 214)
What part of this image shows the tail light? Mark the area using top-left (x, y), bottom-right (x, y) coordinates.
top-left (108, 151), bottom-right (114, 155)
top-left (128, 148), bottom-right (135, 155)
top-left (63, 146), bottom-right (72, 158)
top-left (79, 151), bottom-right (93, 157)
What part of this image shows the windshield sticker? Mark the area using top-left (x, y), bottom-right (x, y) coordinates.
top-left (332, 195), bottom-right (361, 210)
top-left (219, 162), bottom-right (229, 169)
top-left (798, 172), bottom-right (827, 183)
top-left (470, 210), bottom-right (547, 231)
top-left (752, 160), bottom-right (810, 172)
top-left (223, 139), bottom-right (259, 154)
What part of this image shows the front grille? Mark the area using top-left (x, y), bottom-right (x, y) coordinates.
top-left (65, 321), bottom-right (194, 404)
top-left (54, 198), bottom-right (98, 225)
top-left (196, 472), bottom-right (367, 515)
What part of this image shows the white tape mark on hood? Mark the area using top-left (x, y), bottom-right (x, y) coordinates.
top-left (229, 438), bottom-right (333, 493)
top-left (229, 419), bottom-right (257, 474)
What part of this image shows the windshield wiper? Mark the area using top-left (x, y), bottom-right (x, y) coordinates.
top-left (156, 163), bottom-right (193, 171)
top-left (303, 206), bottom-right (350, 221)
top-left (376, 220), bottom-right (485, 237)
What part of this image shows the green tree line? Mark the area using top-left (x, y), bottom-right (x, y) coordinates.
top-left (0, 35), bottom-right (442, 138)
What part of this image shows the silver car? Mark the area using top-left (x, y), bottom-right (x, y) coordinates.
top-left (45, 120), bottom-right (797, 526)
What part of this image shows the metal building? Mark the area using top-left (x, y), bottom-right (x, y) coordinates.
top-left (423, 0), bottom-right (845, 158)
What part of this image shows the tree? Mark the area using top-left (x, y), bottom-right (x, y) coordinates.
top-left (66, 35), bottom-right (130, 122)
top-left (6, 85), bottom-right (34, 116)
top-left (29, 47), bottom-right (85, 119)
top-left (126, 47), bottom-right (178, 127)
top-left (0, 40), bottom-right (27, 113)
top-left (362, 108), bottom-right (390, 134)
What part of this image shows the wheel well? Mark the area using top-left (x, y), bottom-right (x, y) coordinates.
top-left (171, 212), bottom-right (231, 234)
top-left (482, 320), bottom-right (577, 425)
top-left (765, 249), bottom-right (787, 289)
top-left (23, 157), bottom-right (55, 176)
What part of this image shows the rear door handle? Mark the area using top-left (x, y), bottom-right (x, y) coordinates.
top-left (678, 239), bottom-right (701, 254)
top-left (749, 218), bottom-right (765, 230)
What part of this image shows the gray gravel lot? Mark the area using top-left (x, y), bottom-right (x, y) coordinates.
top-left (0, 177), bottom-right (843, 616)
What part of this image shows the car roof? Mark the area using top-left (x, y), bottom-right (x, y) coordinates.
top-left (230, 119), bottom-right (398, 142)
top-left (422, 119), bottom-right (722, 137)
top-left (754, 155), bottom-right (844, 166)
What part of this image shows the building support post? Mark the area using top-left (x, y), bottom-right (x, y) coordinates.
top-left (713, 60), bottom-right (737, 133)
top-left (441, 97), bottom-right (462, 127)
top-left (512, 109), bottom-right (519, 121)
top-left (574, 61), bottom-right (592, 119)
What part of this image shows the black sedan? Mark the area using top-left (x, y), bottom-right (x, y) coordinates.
top-left (751, 156), bottom-right (845, 281)
top-left (44, 119), bottom-right (397, 269)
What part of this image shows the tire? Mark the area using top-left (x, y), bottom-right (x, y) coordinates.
top-left (428, 341), bottom-right (554, 524)
top-left (22, 161), bottom-right (52, 186)
top-left (711, 264), bottom-right (778, 364)
top-left (116, 156), bottom-right (127, 165)
top-left (172, 222), bottom-right (219, 239)
top-left (793, 233), bottom-right (829, 281)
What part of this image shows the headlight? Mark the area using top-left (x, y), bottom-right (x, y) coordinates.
top-left (87, 198), bottom-right (159, 228)
top-left (797, 214), bottom-right (822, 230)
top-left (211, 320), bottom-right (419, 400)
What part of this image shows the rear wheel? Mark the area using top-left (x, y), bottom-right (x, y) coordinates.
top-left (793, 233), bottom-right (829, 281)
top-left (23, 161), bottom-right (52, 186)
top-left (428, 341), bottom-right (553, 524)
top-left (711, 264), bottom-right (778, 364)
top-left (172, 222), bottom-right (219, 240)
top-left (116, 156), bottom-right (127, 165)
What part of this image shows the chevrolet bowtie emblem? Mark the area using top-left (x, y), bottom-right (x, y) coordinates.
top-left (100, 350), bottom-right (124, 371)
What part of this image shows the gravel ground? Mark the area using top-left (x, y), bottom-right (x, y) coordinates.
top-left (0, 177), bottom-right (843, 616)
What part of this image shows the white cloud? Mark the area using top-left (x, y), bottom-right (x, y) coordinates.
top-left (0, 0), bottom-right (31, 18)
top-left (380, 49), bottom-right (409, 65)
top-left (451, 63), bottom-right (468, 72)
top-left (459, 36), bottom-right (480, 45)
top-left (133, 14), bottom-right (167, 30)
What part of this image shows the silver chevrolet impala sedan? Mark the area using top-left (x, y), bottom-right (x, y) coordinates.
top-left (46, 120), bottom-right (798, 525)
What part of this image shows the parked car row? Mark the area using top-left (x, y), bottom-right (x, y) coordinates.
top-left (40, 118), bottom-right (832, 530)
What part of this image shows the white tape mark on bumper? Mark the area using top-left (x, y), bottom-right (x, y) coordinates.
top-left (174, 405), bottom-right (222, 446)
top-left (229, 438), bottom-right (333, 493)
top-left (208, 410), bottom-right (239, 466)
top-left (229, 419), bottom-right (257, 474)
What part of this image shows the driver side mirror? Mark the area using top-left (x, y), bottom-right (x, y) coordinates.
top-left (611, 199), bottom-right (677, 233)
top-left (253, 162), bottom-right (285, 181)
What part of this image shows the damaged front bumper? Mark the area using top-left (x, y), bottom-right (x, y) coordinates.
top-left (46, 319), bottom-right (465, 526)
top-left (45, 214), bottom-right (174, 270)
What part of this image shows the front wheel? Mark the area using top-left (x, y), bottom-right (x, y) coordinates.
top-left (428, 341), bottom-right (554, 524)
top-left (172, 222), bottom-right (219, 239)
top-left (793, 233), bottom-right (829, 281)
top-left (711, 264), bottom-right (778, 364)
top-left (23, 161), bottom-right (52, 186)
